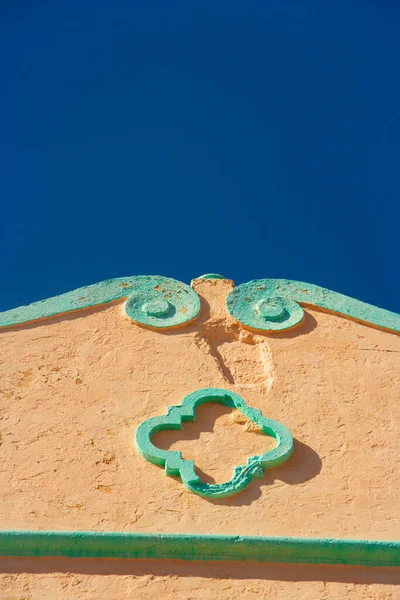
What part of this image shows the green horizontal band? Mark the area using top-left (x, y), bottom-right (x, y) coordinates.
top-left (0, 531), bottom-right (399, 567)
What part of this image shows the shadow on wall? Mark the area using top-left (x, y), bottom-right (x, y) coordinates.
top-left (1, 556), bottom-right (399, 585)
top-left (195, 439), bottom-right (321, 507)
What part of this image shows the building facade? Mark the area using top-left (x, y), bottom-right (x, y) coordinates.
top-left (0, 274), bottom-right (399, 598)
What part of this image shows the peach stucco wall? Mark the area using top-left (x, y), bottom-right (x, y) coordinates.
top-left (0, 278), bottom-right (399, 598)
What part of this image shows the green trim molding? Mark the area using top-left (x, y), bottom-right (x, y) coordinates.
top-left (135, 388), bottom-right (293, 498)
top-left (226, 278), bottom-right (400, 333)
top-left (0, 276), bottom-right (200, 330)
top-left (0, 531), bottom-right (399, 567)
top-left (0, 275), bottom-right (399, 334)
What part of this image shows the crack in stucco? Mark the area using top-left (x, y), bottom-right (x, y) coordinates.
top-left (193, 325), bottom-right (274, 391)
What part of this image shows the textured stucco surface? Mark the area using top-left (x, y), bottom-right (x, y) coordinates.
top-left (0, 278), bottom-right (399, 598)
top-left (1, 557), bottom-right (399, 599)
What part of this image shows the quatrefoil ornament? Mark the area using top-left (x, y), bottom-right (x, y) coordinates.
top-left (135, 388), bottom-right (293, 499)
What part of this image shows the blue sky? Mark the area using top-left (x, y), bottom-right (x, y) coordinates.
top-left (1, 1), bottom-right (399, 312)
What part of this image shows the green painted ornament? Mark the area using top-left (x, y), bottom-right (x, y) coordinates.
top-left (135, 387), bottom-right (293, 499)
top-left (226, 278), bottom-right (400, 333)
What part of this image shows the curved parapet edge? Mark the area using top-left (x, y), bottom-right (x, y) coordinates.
top-left (226, 278), bottom-right (400, 334)
top-left (1, 275), bottom-right (399, 335)
top-left (0, 276), bottom-right (200, 330)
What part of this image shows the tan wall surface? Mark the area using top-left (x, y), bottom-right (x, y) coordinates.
top-left (1, 557), bottom-right (399, 599)
top-left (0, 279), bottom-right (399, 598)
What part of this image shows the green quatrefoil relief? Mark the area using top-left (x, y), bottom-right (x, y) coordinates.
top-left (135, 388), bottom-right (293, 499)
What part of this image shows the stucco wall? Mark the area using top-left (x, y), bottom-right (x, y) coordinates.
top-left (0, 278), bottom-right (399, 598)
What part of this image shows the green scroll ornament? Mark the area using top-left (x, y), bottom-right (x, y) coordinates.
top-left (1, 275), bottom-right (399, 335)
top-left (0, 276), bottom-right (200, 330)
top-left (226, 278), bottom-right (400, 333)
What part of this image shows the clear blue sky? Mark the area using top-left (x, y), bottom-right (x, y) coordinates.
top-left (1, 1), bottom-right (399, 312)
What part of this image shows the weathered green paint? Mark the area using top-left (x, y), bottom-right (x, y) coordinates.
top-left (0, 530), bottom-right (398, 566)
top-left (0, 276), bottom-right (200, 330)
top-left (226, 278), bottom-right (400, 333)
top-left (1, 275), bottom-right (398, 334)
top-left (123, 277), bottom-right (200, 329)
top-left (135, 388), bottom-right (293, 498)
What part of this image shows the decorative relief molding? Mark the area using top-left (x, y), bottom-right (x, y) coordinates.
top-left (135, 388), bottom-right (293, 499)
top-left (0, 276), bottom-right (200, 330)
top-left (0, 530), bottom-right (399, 567)
top-left (0, 274), bottom-right (398, 334)
top-left (226, 278), bottom-right (400, 333)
